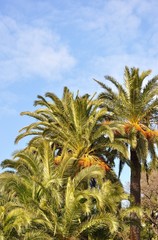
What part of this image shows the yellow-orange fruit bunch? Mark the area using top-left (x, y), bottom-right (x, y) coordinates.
top-left (124, 122), bottom-right (158, 140)
top-left (78, 155), bottom-right (110, 171)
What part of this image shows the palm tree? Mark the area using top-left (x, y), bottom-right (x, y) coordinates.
top-left (1, 138), bottom-right (126, 240)
top-left (15, 87), bottom-right (128, 178)
top-left (95, 66), bottom-right (158, 240)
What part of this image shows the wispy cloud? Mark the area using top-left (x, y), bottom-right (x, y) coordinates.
top-left (90, 54), bottom-right (158, 83)
top-left (0, 15), bottom-right (76, 88)
top-left (1, 0), bottom-right (158, 91)
top-left (62, 0), bottom-right (158, 81)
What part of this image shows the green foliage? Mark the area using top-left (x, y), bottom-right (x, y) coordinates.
top-left (15, 87), bottom-right (128, 161)
top-left (0, 138), bottom-right (128, 239)
top-left (95, 66), bottom-right (158, 174)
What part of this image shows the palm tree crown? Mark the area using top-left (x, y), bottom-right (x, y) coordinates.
top-left (15, 87), bottom-right (128, 173)
top-left (95, 66), bottom-right (158, 168)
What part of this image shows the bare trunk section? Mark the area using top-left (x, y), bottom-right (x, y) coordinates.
top-left (130, 149), bottom-right (141, 240)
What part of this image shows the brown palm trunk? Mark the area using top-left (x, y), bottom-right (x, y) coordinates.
top-left (130, 149), bottom-right (141, 240)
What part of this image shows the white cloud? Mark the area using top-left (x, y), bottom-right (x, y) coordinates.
top-left (89, 53), bottom-right (158, 86)
top-left (57, 0), bottom-right (158, 57)
top-left (0, 15), bottom-right (76, 88)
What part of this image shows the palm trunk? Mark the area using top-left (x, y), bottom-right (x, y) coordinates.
top-left (130, 149), bottom-right (141, 240)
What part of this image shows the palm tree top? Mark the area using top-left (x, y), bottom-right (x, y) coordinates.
top-left (15, 87), bottom-right (128, 160)
top-left (95, 66), bottom-right (158, 128)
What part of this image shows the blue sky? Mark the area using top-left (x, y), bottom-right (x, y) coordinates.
top-left (1, 0), bottom-right (158, 184)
